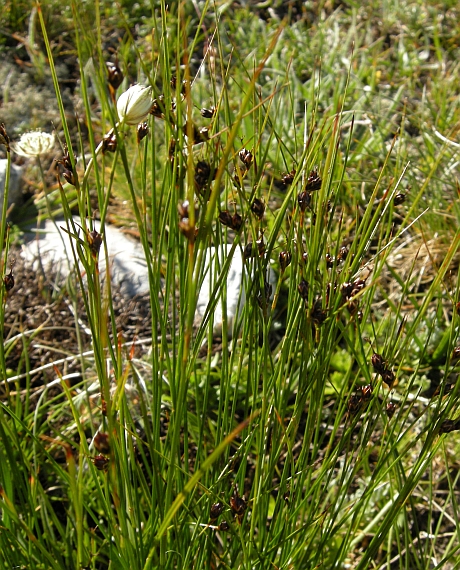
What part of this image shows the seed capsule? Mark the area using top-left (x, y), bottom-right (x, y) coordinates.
top-left (239, 148), bottom-right (253, 169)
top-left (281, 169), bottom-right (296, 185)
top-left (279, 251), bottom-right (292, 272)
top-left (219, 520), bottom-right (230, 531)
top-left (381, 369), bottom-right (396, 389)
top-left (106, 61), bottom-right (124, 91)
top-left (87, 229), bottom-right (103, 258)
top-left (92, 454), bottom-right (109, 471)
top-left (200, 106), bottom-right (216, 118)
top-left (298, 279), bottom-right (309, 300)
top-left (230, 493), bottom-right (247, 516)
top-left (94, 432), bottom-right (110, 454)
top-left (150, 96), bottom-right (167, 118)
top-left (243, 242), bottom-right (256, 260)
top-left (194, 160), bottom-right (215, 191)
top-left (305, 169), bottom-right (322, 191)
top-left (3, 258), bottom-right (15, 292)
top-left (371, 353), bottom-right (386, 374)
top-left (231, 213), bottom-right (243, 231)
top-left (386, 401), bottom-right (396, 419)
top-left (102, 132), bottom-right (117, 153)
top-left (0, 123), bottom-right (10, 152)
top-left (3, 269), bottom-right (14, 291)
top-left (218, 210), bottom-right (233, 227)
top-left (341, 282), bottom-right (353, 299)
top-left (440, 419), bottom-right (459, 434)
top-left (347, 394), bottom-right (362, 415)
top-left (393, 193), bottom-right (406, 206)
top-left (250, 198), bottom-right (265, 220)
top-left (452, 346), bottom-right (460, 360)
top-left (297, 190), bottom-right (311, 212)
top-left (361, 384), bottom-right (373, 402)
top-left (337, 246), bottom-right (349, 262)
top-left (310, 299), bottom-right (327, 325)
top-left (137, 122), bottom-right (149, 143)
top-left (210, 502), bottom-right (224, 521)
top-left (256, 234), bottom-right (265, 257)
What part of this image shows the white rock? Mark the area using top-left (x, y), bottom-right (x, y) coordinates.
top-left (195, 244), bottom-right (276, 336)
top-left (0, 159), bottom-right (24, 210)
top-left (21, 219), bottom-right (150, 296)
top-left (21, 222), bottom-right (276, 335)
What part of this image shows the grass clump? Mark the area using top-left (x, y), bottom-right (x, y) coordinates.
top-left (1, 1), bottom-right (460, 569)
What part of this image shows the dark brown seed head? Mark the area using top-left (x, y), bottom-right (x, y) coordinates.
top-left (219, 520), bottom-right (230, 531)
top-left (337, 246), bottom-right (349, 262)
top-left (371, 353), bottom-right (386, 374)
top-left (243, 242), bottom-right (256, 260)
top-left (106, 61), bottom-right (124, 90)
top-left (87, 229), bottom-right (103, 258)
top-left (393, 193), bottom-right (406, 206)
top-left (210, 502), bottom-right (224, 521)
top-left (386, 401), bottom-right (396, 419)
top-left (310, 299), bottom-right (327, 325)
top-left (102, 132), bottom-right (117, 153)
top-left (452, 346), bottom-right (460, 360)
top-left (178, 200), bottom-right (190, 219)
top-left (0, 123), bottom-right (10, 152)
top-left (92, 454), bottom-right (109, 471)
top-left (178, 219), bottom-right (196, 242)
top-left (150, 96), bottom-right (167, 118)
top-left (137, 122), bottom-right (149, 143)
top-left (251, 198), bottom-right (265, 220)
top-left (230, 493), bottom-right (247, 516)
top-left (440, 419), bottom-right (459, 434)
top-left (57, 147), bottom-right (77, 184)
top-left (256, 234), bottom-right (265, 257)
top-left (183, 122), bottom-right (209, 144)
top-left (3, 269), bottom-right (14, 292)
top-left (325, 253), bottom-right (335, 268)
top-left (239, 148), bottom-right (253, 169)
top-left (347, 300), bottom-right (359, 316)
top-left (361, 384), bottom-right (373, 402)
top-left (381, 369), bottom-right (396, 388)
top-left (297, 190), bottom-right (311, 212)
top-left (200, 106), bottom-right (216, 119)
top-left (62, 169), bottom-right (76, 186)
top-left (456, 302), bottom-right (460, 315)
top-left (94, 432), bottom-right (110, 454)
top-left (279, 251), bottom-right (292, 272)
top-left (347, 394), bottom-right (362, 415)
top-left (194, 160), bottom-right (214, 190)
top-left (341, 282), bottom-right (353, 299)
top-left (231, 213), bottom-right (243, 232)
top-left (281, 169), bottom-right (296, 185)
top-left (351, 278), bottom-right (366, 295)
top-left (305, 169), bottom-right (322, 191)
top-left (298, 279), bottom-right (309, 300)
top-left (218, 210), bottom-right (233, 227)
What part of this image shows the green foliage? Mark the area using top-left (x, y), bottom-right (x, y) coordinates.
top-left (1, 1), bottom-right (460, 569)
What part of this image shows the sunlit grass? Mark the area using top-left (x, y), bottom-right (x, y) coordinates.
top-left (1, 1), bottom-right (460, 569)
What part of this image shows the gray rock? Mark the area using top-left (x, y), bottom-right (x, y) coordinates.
top-left (0, 159), bottom-right (24, 211)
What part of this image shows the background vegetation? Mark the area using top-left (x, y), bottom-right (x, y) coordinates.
top-left (1, 0), bottom-right (460, 568)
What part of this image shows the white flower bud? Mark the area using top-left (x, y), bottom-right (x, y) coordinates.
top-left (117, 84), bottom-right (153, 126)
top-left (13, 131), bottom-right (55, 157)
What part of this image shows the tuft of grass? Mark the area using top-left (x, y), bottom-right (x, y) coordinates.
top-left (1, 1), bottom-right (460, 569)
